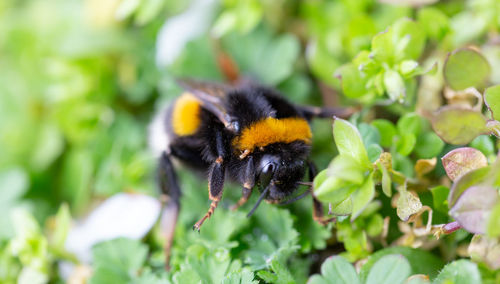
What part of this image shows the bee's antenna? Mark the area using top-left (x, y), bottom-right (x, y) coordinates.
top-left (279, 188), bottom-right (311, 205)
top-left (247, 186), bottom-right (270, 218)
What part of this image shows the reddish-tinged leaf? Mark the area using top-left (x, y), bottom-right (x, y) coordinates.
top-left (442, 147), bottom-right (488, 181)
top-left (448, 166), bottom-right (491, 208)
top-left (449, 185), bottom-right (498, 234)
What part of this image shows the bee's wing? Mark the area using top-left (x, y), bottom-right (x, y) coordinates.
top-left (176, 79), bottom-right (239, 132)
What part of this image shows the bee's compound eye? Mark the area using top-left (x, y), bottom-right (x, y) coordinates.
top-left (259, 163), bottom-right (274, 189)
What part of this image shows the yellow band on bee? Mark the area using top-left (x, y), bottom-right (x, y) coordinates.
top-left (172, 93), bottom-right (202, 136)
top-left (233, 117), bottom-right (312, 151)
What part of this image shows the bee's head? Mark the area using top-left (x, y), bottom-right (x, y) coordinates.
top-left (254, 142), bottom-right (310, 202)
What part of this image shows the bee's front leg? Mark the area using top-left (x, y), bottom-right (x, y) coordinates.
top-left (231, 156), bottom-right (255, 211)
top-left (193, 131), bottom-right (227, 231)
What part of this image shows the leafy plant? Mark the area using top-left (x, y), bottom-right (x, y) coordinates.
top-left (2, 0), bottom-right (500, 283)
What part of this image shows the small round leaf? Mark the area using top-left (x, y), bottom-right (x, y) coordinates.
top-left (444, 48), bottom-right (491, 90)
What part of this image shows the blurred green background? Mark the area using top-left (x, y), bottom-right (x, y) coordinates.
top-left (1, 0), bottom-right (500, 283)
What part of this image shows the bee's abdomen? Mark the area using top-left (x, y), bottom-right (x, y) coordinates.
top-left (171, 93), bottom-right (202, 136)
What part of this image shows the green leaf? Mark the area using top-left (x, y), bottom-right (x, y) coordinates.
top-left (222, 268), bottom-right (257, 284)
top-left (333, 118), bottom-right (370, 168)
top-left (397, 113), bottom-right (423, 137)
top-left (378, 162), bottom-right (392, 197)
top-left (366, 144), bottom-right (383, 163)
top-left (441, 147), bottom-right (488, 182)
top-left (245, 205), bottom-right (299, 270)
top-left (414, 132), bottom-right (444, 159)
top-left (405, 275), bottom-right (430, 284)
top-left (399, 60), bottom-right (419, 76)
top-left (470, 135), bottom-right (496, 157)
top-left (371, 28), bottom-right (394, 64)
top-left (314, 176), bottom-right (356, 207)
top-left (365, 255), bottom-right (411, 284)
top-left (430, 186), bottom-right (449, 214)
top-left (173, 244), bottom-right (239, 284)
top-left (49, 204), bottom-right (71, 250)
top-left (308, 256), bottom-right (360, 284)
top-left (417, 7), bottom-right (450, 40)
top-left (359, 247), bottom-right (444, 282)
top-left (351, 173), bottom-right (375, 220)
top-left (338, 63), bottom-right (369, 98)
top-left (444, 48), bottom-right (491, 90)
top-left (366, 214), bottom-right (384, 237)
top-left (431, 107), bottom-right (488, 145)
top-left (484, 84), bottom-right (500, 121)
top-left (359, 123), bottom-right (381, 147)
top-left (330, 198), bottom-right (353, 216)
top-left (224, 28), bottom-right (299, 85)
top-left (384, 69), bottom-right (405, 102)
top-left (395, 133), bottom-right (416, 156)
top-left (487, 202), bottom-right (500, 237)
top-left (392, 18), bottom-right (426, 61)
top-left (0, 168), bottom-right (29, 239)
top-left (433, 260), bottom-right (481, 284)
top-left (372, 119), bottom-right (397, 148)
top-left (90, 238), bottom-right (148, 284)
top-left (329, 155), bottom-right (365, 184)
top-left (449, 185), bottom-right (498, 234)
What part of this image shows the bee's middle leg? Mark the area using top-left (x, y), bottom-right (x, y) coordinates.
top-left (193, 131), bottom-right (227, 231)
top-left (308, 161), bottom-right (336, 225)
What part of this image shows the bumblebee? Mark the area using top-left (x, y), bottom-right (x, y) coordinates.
top-left (149, 79), bottom-right (352, 268)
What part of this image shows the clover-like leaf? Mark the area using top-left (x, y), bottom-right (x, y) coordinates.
top-left (359, 247), bottom-right (444, 282)
top-left (308, 256), bottom-right (360, 284)
top-left (433, 260), bottom-right (481, 284)
top-left (365, 254), bottom-right (411, 284)
top-left (449, 185), bottom-right (498, 234)
top-left (484, 84), bottom-right (500, 121)
top-left (444, 48), bottom-right (491, 90)
top-left (90, 238), bottom-right (149, 284)
top-left (442, 147), bottom-right (488, 181)
top-left (431, 106), bottom-right (488, 145)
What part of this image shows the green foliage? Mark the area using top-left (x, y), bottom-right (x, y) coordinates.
top-left (3, 0), bottom-right (500, 283)
top-left (444, 48), bottom-right (491, 91)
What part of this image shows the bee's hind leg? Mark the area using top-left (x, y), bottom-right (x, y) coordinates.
top-left (158, 151), bottom-right (181, 270)
top-left (307, 161), bottom-right (336, 225)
